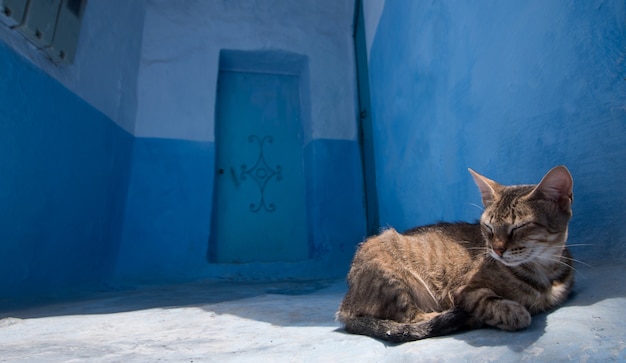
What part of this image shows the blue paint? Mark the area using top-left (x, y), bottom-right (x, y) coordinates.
top-left (303, 139), bottom-right (368, 262)
top-left (0, 41), bottom-right (133, 305)
top-left (113, 137), bottom-right (366, 284)
top-left (209, 138), bottom-right (367, 281)
top-left (4, 0), bottom-right (622, 306)
top-left (0, 41), bottom-right (367, 294)
top-left (368, 0), bottom-right (626, 262)
top-left (113, 48), bottom-right (366, 284)
top-left (213, 71), bottom-right (309, 263)
top-left (114, 137), bottom-right (215, 284)
top-left (355, 0), bottom-right (380, 236)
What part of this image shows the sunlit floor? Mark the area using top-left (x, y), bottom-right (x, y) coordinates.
top-left (1, 265), bottom-right (625, 362)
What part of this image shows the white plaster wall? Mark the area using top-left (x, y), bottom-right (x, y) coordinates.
top-left (0, 0), bottom-right (146, 134)
top-left (134, 0), bottom-right (358, 142)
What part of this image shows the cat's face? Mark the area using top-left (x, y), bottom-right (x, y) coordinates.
top-left (470, 167), bottom-right (573, 267)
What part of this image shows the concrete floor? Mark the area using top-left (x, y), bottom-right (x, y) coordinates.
top-left (1, 265), bottom-right (625, 362)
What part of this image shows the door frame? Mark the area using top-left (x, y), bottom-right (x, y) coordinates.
top-left (208, 49), bottom-right (312, 263)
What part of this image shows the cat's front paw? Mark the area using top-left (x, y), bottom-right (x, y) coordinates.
top-left (488, 300), bottom-right (531, 331)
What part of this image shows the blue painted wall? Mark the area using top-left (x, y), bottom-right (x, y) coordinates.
top-left (4, 0), bottom-right (623, 304)
top-left (0, 38), bottom-right (366, 300)
top-left (114, 138), bottom-right (215, 283)
top-left (1, 17), bottom-right (366, 299)
top-left (368, 1), bottom-right (626, 262)
top-left (113, 137), bottom-right (366, 283)
top-left (0, 41), bottom-right (133, 305)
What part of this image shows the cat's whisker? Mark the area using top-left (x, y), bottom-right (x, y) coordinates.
top-left (534, 254), bottom-right (581, 273)
top-left (558, 255), bottom-right (593, 268)
top-left (467, 203), bottom-right (484, 212)
top-left (565, 243), bottom-right (595, 248)
top-left (541, 250), bottom-right (592, 267)
top-left (534, 254), bottom-right (592, 279)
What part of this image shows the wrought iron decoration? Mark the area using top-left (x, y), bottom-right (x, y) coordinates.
top-left (240, 135), bottom-right (282, 212)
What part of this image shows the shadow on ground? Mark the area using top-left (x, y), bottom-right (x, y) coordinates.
top-left (0, 279), bottom-right (341, 323)
top-left (1, 264), bottom-right (624, 332)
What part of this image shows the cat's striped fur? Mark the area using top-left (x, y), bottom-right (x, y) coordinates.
top-left (336, 166), bottom-right (574, 342)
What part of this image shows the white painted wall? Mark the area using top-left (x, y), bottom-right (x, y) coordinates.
top-left (134, 0), bottom-right (358, 142)
top-left (1, 0), bottom-right (358, 141)
top-left (0, 0), bottom-right (146, 134)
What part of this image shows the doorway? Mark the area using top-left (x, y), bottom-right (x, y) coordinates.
top-left (211, 64), bottom-right (309, 263)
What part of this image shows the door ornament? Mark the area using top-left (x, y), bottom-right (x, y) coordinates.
top-left (240, 135), bottom-right (282, 212)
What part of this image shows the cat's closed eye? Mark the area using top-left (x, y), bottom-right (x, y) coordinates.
top-left (481, 224), bottom-right (494, 238)
top-left (510, 223), bottom-right (533, 237)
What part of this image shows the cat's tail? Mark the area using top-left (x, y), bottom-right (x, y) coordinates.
top-left (338, 308), bottom-right (469, 343)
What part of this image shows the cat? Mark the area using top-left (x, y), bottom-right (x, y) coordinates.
top-left (336, 166), bottom-right (574, 343)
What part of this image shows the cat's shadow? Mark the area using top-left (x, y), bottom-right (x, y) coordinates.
top-left (446, 279), bottom-right (598, 350)
top-left (332, 312), bottom-right (547, 351)
top-left (448, 265), bottom-right (626, 350)
top-left (450, 312), bottom-right (547, 351)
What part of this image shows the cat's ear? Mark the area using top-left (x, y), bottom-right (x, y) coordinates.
top-left (529, 165), bottom-right (573, 210)
top-left (468, 168), bottom-right (502, 207)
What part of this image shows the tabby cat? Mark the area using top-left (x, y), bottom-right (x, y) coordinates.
top-left (336, 166), bottom-right (574, 342)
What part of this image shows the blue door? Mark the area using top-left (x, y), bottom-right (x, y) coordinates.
top-left (212, 71), bottom-right (309, 263)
